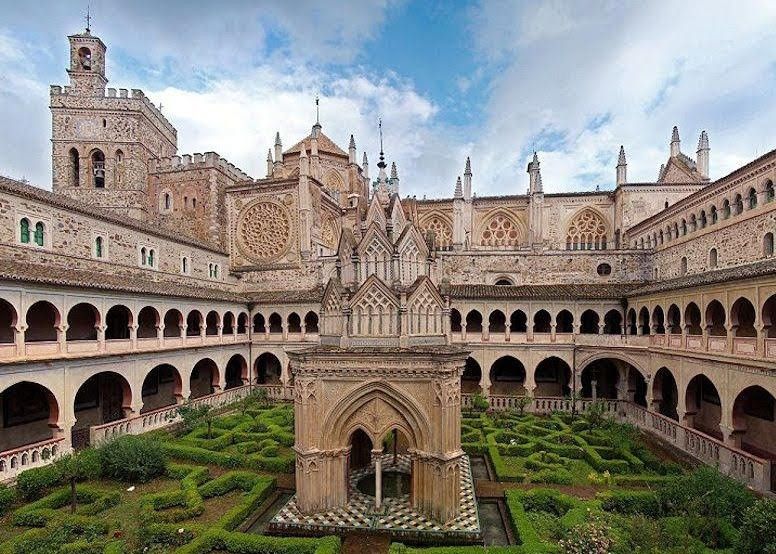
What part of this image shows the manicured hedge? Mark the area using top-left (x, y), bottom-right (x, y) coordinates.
top-left (598, 490), bottom-right (661, 516)
top-left (0, 485), bottom-right (14, 516)
top-left (175, 528), bottom-right (340, 554)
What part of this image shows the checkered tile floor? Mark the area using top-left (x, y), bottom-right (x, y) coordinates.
top-left (269, 454), bottom-right (480, 538)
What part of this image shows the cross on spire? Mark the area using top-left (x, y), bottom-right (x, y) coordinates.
top-left (85, 5), bottom-right (92, 33)
top-left (315, 95), bottom-right (319, 125)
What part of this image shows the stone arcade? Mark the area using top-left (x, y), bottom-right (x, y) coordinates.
top-left (1, 25), bottom-right (776, 538)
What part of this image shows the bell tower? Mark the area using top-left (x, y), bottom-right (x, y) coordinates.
top-left (66, 17), bottom-right (108, 96)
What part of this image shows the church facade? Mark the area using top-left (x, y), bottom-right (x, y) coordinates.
top-left (1, 27), bottom-right (775, 504)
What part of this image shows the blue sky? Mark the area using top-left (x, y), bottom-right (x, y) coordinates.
top-left (0, 1), bottom-right (775, 198)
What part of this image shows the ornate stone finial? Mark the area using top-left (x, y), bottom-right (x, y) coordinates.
top-left (697, 130), bottom-right (709, 150)
top-left (275, 132), bottom-right (282, 146)
top-left (362, 151), bottom-right (369, 179)
top-left (390, 161), bottom-right (398, 180)
top-left (267, 148), bottom-right (273, 161)
top-left (658, 163), bottom-right (665, 180)
top-left (697, 130), bottom-right (710, 180)
top-left (464, 156), bottom-right (472, 176)
top-left (349, 134), bottom-right (356, 149)
top-left (454, 176), bottom-right (463, 198)
top-left (616, 145), bottom-right (627, 186)
top-left (670, 125), bottom-right (680, 157)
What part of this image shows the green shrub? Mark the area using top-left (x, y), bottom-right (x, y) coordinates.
top-left (15, 463), bottom-right (63, 500)
top-left (599, 490), bottom-right (661, 517)
top-left (658, 466), bottom-right (755, 525)
top-left (520, 489), bottom-right (574, 516)
top-left (260, 445), bottom-right (279, 457)
top-left (0, 484), bottom-right (15, 516)
top-left (98, 435), bottom-right (166, 483)
top-left (688, 515), bottom-right (737, 549)
top-left (736, 498), bottom-right (776, 554)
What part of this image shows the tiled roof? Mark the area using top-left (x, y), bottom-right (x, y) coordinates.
top-left (247, 288), bottom-right (323, 304)
top-left (0, 177), bottom-right (226, 254)
top-left (284, 130), bottom-right (348, 157)
top-left (441, 283), bottom-right (640, 300)
top-left (0, 259), bottom-right (245, 302)
top-left (629, 258), bottom-right (776, 296)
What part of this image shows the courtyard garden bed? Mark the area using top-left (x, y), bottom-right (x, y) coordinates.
top-left (0, 402), bottom-right (339, 554)
top-left (461, 408), bottom-right (683, 486)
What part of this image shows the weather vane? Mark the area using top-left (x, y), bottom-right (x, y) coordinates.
top-left (315, 95), bottom-right (319, 124)
top-left (85, 5), bottom-right (92, 33)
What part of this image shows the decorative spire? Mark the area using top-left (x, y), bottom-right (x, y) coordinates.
top-left (274, 132), bottom-right (282, 146)
top-left (527, 151), bottom-right (542, 194)
top-left (362, 151), bottom-right (369, 179)
top-left (349, 134), bottom-right (356, 149)
top-left (273, 132), bottom-right (283, 165)
top-left (454, 176), bottom-right (463, 198)
top-left (390, 161), bottom-right (398, 180)
top-left (315, 95), bottom-right (320, 125)
top-left (697, 130), bottom-right (709, 150)
top-left (267, 148), bottom-right (273, 161)
top-left (697, 130), bottom-right (710, 180)
top-left (464, 156), bottom-right (472, 176)
top-left (670, 125), bottom-right (680, 157)
top-left (616, 145), bottom-right (627, 186)
top-left (377, 118), bottom-right (386, 169)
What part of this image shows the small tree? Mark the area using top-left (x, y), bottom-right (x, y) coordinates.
top-left (177, 403), bottom-right (215, 438)
top-left (568, 390), bottom-right (582, 420)
top-left (516, 394), bottom-right (533, 416)
top-left (56, 449), bottom-right (100, 514)
top-left (470, 393), bottom-right (489, 412)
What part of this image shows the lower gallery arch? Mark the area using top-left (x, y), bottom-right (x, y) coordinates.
top-left (255, 352), bottom-right (282, 385)
top-left (489, 355), bottom-right (526, 396)
top-left (580, 359), bottom-right (620, 399)
top-left (684, 374), bottom-right (722, 439)
top-left (141, 364), bottom-right (182, 413)
top-left (461, 357), bottom-right (482, 394)
top-left (225, 354), bottom-right (248, 389)
top-left (731, 386), bottom-right (775, 457)
top-left (190, 358), bottom-right (219, 398)
top-left (0, 381), bottom-right (59, 451)
top-left (72, 372), bottom-right (131, 447)
top-left (533, 357), bottom-right (571, 396)
top-left (652, 367), bottom-right (679, 420)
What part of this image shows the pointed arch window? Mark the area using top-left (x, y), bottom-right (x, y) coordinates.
top-left (34, 222), bottom-right (44, 247)
top-left (140, 247), bottom-right (147, 266)
top-left (19, 218), bottom-right (30, 244)
top-left (148, 249), bottom-right (155, 267)
top-left (91, 150), bottom-right (105, 188)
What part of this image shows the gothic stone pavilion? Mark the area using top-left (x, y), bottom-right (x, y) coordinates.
top-left (1, 25), bottom-right (776, 531)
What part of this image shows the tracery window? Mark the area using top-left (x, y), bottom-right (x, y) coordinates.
top-left (419, 214), bottom-right (453, 250)
top-left (565, 209), bottom-right (607, 250)
top-left (480, 212), bottom-right (521, 248)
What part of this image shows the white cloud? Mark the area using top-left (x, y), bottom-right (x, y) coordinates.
top-left (466, 1), bottom-right (776, 195)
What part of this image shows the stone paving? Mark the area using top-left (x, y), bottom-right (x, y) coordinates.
top-left (268, 454), bottom-right (481, 541)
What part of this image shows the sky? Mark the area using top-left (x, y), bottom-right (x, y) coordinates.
top-left (0, 1), bottom-right (775, 198)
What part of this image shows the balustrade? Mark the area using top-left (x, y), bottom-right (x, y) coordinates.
top-left (0, 437), bottom-right (65, 482)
